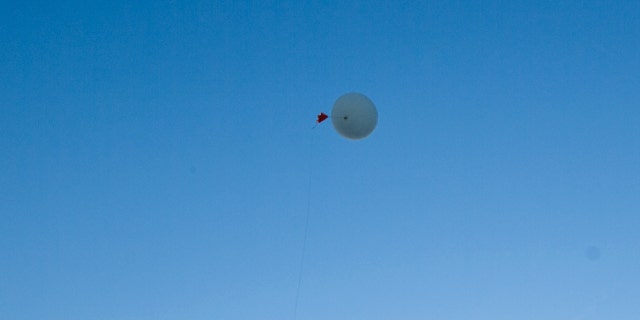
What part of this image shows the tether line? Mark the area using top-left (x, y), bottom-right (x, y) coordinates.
top-left (293, 126), bottom-right (316, 320)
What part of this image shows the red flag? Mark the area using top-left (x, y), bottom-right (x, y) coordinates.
top-left (316, 112), bottom-right (328, 123)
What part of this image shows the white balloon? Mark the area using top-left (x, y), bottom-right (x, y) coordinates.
top-left (331, 93), bottom-right (378, 140)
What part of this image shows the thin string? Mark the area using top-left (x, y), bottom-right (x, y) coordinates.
top-left (293, 125), bottom-right (316, 320)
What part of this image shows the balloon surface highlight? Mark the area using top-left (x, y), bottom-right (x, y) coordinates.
top-left (331, 93), bottom-right (378, 140)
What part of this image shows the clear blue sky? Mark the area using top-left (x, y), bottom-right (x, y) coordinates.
top-left (1, 1), bottom-right (639, 319)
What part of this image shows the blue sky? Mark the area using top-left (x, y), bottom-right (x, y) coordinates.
top-left (1, 1), bottom-right (639, 319)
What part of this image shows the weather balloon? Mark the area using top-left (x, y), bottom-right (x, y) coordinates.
top-left (329, 92), bottom-right (378, 140)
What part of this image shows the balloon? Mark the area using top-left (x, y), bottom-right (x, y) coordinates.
top-left (331, 93), bottom-right (378, 140)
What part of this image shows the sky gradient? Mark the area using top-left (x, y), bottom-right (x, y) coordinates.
top-left (1, 1), bottom-right (639, 319)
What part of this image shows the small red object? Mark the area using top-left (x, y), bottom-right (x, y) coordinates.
top-left (316, 112), bottom-right (328, 123)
